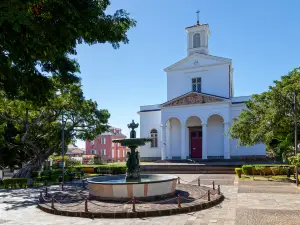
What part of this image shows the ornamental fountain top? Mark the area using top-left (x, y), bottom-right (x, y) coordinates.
top-left (128, 120), bottom-right (138, 138)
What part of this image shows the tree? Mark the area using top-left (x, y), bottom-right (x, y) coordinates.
top-left (0, 0), bottom-right (136, 103)
top-left (0, 77), bottom-right (110, 178)
top-left (229, 67), bottom-right (300, 160)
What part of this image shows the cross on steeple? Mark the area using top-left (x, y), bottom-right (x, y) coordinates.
top-left (196, 10), bottom-right (200, 25)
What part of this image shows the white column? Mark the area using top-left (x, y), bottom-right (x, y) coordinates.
top-left (181, 124), bottom-right (186, 160)
top-left (161, 125), bottom-right (167, 160)
top-left (224, 122), bottom-right (230, 159)
top-left (167, 124), bottom-right (172, 159)
top-left (202, 123), bottom-right (207, 159)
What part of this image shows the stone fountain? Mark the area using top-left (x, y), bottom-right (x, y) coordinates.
top-left (87, 120), bottom-right (178, 201)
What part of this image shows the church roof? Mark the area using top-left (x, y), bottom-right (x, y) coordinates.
top-left (185, 23), bottom-right (209, 29)
top-left (164, 52), bottom-right (231, 72)
top-left (161, 91), bottom-right (230, 107)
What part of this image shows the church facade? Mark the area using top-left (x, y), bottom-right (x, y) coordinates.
top-left (138, 22), bottom-right (265, 161)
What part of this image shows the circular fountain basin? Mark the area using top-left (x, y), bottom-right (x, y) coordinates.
top-left (87, 174), bottom-right (178, 201)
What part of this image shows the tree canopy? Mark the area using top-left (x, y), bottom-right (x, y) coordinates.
top-left (0, 78), bottom-right (110, 177)
top-left (229, 67), bottom-right (300, 160)
top-left (0, 0), bottom-right (136, 104)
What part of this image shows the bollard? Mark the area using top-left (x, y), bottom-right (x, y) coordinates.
top-left (45, 187), bottom-right (48, 197)
top-left (208, 190), bottom-right (211, 201)
top-left (61, 183), bottom-right (64, 191)
top-left (39, 191), bottom-right (44, 203)
top-left (85, 198), bottom-right (88, 212)
top-left (212, 181), bottom-right (215, 190)
top-left (51, 197), bottom-right (54, 209)
top-left (178, 177), bottom-right (180, 184)
top-left (218, 185), bottom-right (220, 195)
top-left (82, 179), bottom-right (85, 188)
top-left (132, 197), bottom-right (136, 212)
top-left (177, 194), bottom-right (181, 208)
top-left (198, 178), bottom-right (200, 186)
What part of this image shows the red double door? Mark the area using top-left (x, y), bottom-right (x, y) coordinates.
top-left (190, 131), bottom-right (202, 158)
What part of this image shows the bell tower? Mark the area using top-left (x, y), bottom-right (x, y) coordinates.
top-left (186, 11), bottom-right (210, 56)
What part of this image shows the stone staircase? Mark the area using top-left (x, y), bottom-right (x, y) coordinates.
top-left (140, 164), bottom-right (236, 174)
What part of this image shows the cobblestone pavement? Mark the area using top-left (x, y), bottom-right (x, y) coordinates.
top-left (1, 174), bottom-right (300, 225)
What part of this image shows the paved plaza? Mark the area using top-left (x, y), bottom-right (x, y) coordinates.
top-left (0, 174), bottom-right (300, 225)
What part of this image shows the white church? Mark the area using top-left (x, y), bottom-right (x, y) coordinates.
top-left (138, 21), bottom-right (266, 161)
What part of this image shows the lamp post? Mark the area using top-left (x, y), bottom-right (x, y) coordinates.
top-left (293, 90), bottom-right (298, 185)
top-left (61, 112), bottom-right (65, 189)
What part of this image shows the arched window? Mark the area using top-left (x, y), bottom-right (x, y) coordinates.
top-left (150, 129), bottom-right (158, 147)
top-left (193, 33), bottom-right (201, 48)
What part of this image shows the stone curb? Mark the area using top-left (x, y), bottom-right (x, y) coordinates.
top-left (234, 175), bottom-right (239, 186)
top-left (37, 194), bottom-right (224, 219)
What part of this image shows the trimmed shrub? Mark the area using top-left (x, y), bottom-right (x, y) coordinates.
top-left (242, 165), bottom-right (253, 175)
top-left (270, 167), bottom-right (280, 176)
top-left (3, 178), bottom-right (27, 189)
top-left (235, 168), bottom-right (242, 178)
top-left (242, 164), bottom-right (295, 176)
top-left (255, 166), bottom-right (266, 176)
top-left (74, 165), bottom-right (127, 175)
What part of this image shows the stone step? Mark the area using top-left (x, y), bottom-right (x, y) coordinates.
top-left (140, 165), bottom-right (236, 174)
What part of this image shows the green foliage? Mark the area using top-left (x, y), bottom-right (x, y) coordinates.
top-left (74, 165), bottom-right (126, 174)
top-left (93, 157), bottom-right (104, 165)
top-left (242, 164), bottom-right (294, 175)
top-left (255, 165), bottom-right (266, 176)
top-left (229, 67), bottom-right (300, 160)
top-left (0, 78), bottom-right (110, 177)
top-left (270, 167), bottom-right (280, 176)
top-left (3, 178), bottom-right (27, 189)
top-left (235, 168), bottom-right (242, 178)
top-left (0, 0), bottom-right (136, 103)
top-left (288, 153), bottom-right (300, 166)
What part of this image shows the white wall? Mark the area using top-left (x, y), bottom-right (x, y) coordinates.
top-left (139, 110), bottom-right (161, 159)
top-left (207, 115), bottom-right (224, 157)
top-left (231, 139), bottom-right (266, 156)
top-left (167, 63), bottom-right (230, 101)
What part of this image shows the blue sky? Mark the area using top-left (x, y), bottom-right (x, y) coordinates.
top-left (76, 0), bottom-right (300, 148)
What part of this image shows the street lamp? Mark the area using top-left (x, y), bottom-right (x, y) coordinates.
top-left (293, 90), bottom-right (298, 186)
top-left (61, 112), bottom-right (65, 190)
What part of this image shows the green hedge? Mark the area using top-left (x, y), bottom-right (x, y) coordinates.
top-left (241, 165), bottom-right (294, 176)
top-left (40, 169), bottom-right (79, 182)
top-left (74, 165), bottom-right (127, 175)
top-left (3, 178), bottom-right (27, 189)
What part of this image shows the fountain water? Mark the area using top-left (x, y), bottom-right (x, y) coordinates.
top-left (87, 120), bottom-right (178, 201)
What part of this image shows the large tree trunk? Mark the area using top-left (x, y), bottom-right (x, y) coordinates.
top-left (13, 148), bottom-right (54, 179)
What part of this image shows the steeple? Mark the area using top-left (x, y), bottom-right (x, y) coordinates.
top-left (185, 11), bottom-right (210, 56)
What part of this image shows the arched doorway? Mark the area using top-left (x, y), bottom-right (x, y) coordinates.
top-left (207, 114), bottom-right (224, 158)
top-left (166, 118), bottom-right (181, 159)
top-left (186, 116), bottom-right (202, 159)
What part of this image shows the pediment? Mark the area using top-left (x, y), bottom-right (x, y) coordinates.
top-left (161, 92), bottom-right (227, 107)
top-left (164, 53), bottom-right (231, 72)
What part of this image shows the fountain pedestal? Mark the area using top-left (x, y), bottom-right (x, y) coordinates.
top-left (126, 148), bottom-right (140, 181)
